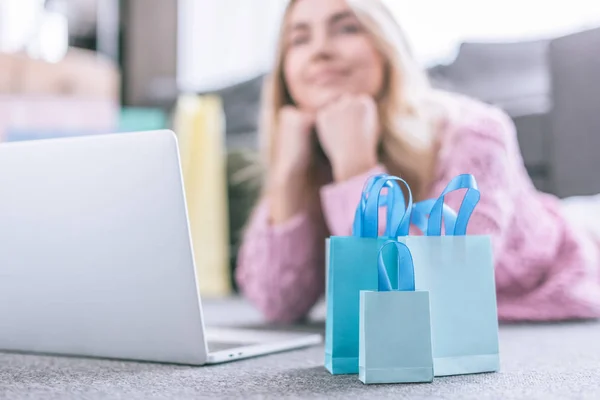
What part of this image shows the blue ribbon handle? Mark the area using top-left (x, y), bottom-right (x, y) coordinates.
top-left (363, 176), bottom-right (413, 238)
top-left (427, 174), bottom-right (480, 236)
top-left (352, 174), bottom-right (407, 237)
top-left (411, 199), bottom-right (458, 234)
top-left (354, 175), bottom-right (401, 236)
top-left (353, 175), bottom-right (385, 237)
top-left (377, 241), bottom-right (415, 292)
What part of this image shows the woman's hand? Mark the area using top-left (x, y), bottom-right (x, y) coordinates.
top-left (272, 106), bottom-right (316, 183)
top-left (269, 106), bottom-right (316, 224)
top-left (315, 95), bottom-right (379, 182)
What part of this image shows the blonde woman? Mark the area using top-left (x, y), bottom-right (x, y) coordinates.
top-left (236, 0), bottom-right (600, 323)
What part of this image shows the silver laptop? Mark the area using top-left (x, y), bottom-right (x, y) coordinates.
top-left (0, 130), bottom-right (322, 365)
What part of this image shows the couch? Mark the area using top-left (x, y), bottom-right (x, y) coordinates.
top-left (548, 27), bottom-right (600, 197)
top-left (429, 27), bottom-right (600, 197)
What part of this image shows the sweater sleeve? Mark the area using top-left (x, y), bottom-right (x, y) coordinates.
top-left (235, 200), bottom-right (326, 323)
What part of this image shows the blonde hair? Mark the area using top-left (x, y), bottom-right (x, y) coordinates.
top-left (259, 0), bottom-right (442, 199)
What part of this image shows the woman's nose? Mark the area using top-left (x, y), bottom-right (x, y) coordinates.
top-left (310, 33), bottom-right (335, 61)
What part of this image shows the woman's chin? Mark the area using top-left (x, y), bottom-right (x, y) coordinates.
top-left (305, 89), bottom-right (350, 110)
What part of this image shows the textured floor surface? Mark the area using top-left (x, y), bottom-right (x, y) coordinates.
top-left (2, 298), bottom-right (600, 400)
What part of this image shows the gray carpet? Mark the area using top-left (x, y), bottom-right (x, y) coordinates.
top-left (2, 298), bottom-right (600, 400)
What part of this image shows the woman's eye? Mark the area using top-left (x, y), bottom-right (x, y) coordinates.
top-left (289, 34), bottom-right (310, 47)
top-left (336, 23), bottom-right (361, 34)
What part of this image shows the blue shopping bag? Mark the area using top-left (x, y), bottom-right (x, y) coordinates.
top-left (359, 241), bottom-right (434, 384)
top-left (325, 174), bottom-right (412, 375)
top-left (400, 174), bottom-right (500, 376)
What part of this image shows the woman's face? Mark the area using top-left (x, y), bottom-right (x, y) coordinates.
top-left (283, 0), bottom-right (385, 112)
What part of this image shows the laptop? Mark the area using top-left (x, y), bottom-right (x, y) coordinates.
top-left (0, 130), bottom-right (322, 365)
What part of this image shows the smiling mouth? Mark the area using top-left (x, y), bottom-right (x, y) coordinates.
top-left (310, 70), bottom-right (349, 85)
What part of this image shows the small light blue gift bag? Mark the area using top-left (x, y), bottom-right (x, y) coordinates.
top-left (359, 241), bottom-right (434, 384)
top-left (325, 174), bottom-right (412, 375)
top-left (401, 174), bottom-right (500, 377)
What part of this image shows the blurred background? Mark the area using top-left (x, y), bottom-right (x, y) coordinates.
top-left (1, 0), bottom-right (600, 295)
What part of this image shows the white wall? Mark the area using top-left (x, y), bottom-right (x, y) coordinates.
top-left (177, 0), bottom-right (287, 92)
top-left (0, 0), bottom-right (45, 52)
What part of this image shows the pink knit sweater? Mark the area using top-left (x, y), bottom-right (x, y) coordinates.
top-left (236, 97), bottom-right (600, 323)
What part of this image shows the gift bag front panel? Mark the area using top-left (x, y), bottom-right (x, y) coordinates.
top-left (360, 290), bottom-right (433, 370)
top-left (327, 236), bottom-right (399, 356)
top-left (401, 235), bottom-right (499, 361)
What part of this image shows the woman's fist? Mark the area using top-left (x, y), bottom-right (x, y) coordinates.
top-left (315, 95), bottom-right (380, 181)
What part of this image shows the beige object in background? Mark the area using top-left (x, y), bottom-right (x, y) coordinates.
top-left (174, 94), bottom-right (232, 297)
top-left (0, 53), bottom-right (19, 93)
top-left (0, 48), bottom-right (120, 100)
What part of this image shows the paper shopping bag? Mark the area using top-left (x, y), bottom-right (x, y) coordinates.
top-left (325, 175), bottom-right (413, 375)
top-left (401, 174), bottom-right (500, 376)
top-left (359, 241), bottom-right (434, 384)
